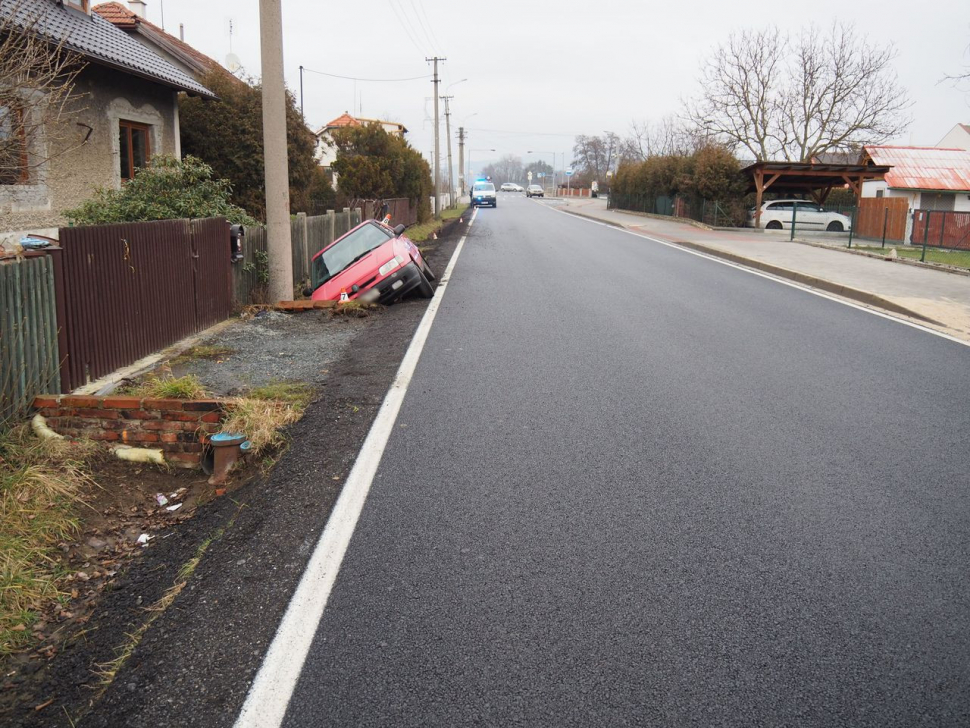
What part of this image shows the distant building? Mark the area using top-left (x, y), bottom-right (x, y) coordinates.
top-left (937, 123), bottom-right (970, 152)
top-left (860, 145), bottom-right (970, 239)
top-left (315, 112), bottom-right (408, 169)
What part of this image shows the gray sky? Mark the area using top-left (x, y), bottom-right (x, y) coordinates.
top-left (148, 0), bottom-right (968, 172)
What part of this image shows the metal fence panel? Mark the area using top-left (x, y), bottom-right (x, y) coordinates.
top-left (912, 210), bottom-right (970, 250)
top-left (1, 255), bottom-right (60, 424)
top-left (58, 218), bottom-right (231, 390)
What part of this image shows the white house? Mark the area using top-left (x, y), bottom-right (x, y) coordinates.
top-left (937, 123), bottom-right (970, 151)
top-left (314, 112), bottom-right (408, 169)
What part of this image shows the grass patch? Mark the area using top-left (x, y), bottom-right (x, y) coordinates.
top-left (221, 396), bottom-right (306, 454)
top-left (0, 426), bottom-right (96, 655)
top-left (854, 246), bottom-right (970, 270)
top-left (406, 205), bottom-right (469, 242)
top-left (330, 300), bottom-right (380, 318)
top-left (126, 374), bottom-right (207, 400)
top-left (247, 381), bottom-right (315, 410)
top-left (169, 345), bottom-right (235, 365)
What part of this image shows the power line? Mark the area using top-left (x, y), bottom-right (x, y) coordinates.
top-left (302, 67), bottom-right (431, 82)
top-left (415, 0), bottom-right (442, 51)
top-left (389, 0), bottom-right (427, 54)
top-left (387, 0), bottom-right (424, 54)
top-left (468, 127), bottom-right (577, 138)
top-left (407, 0), bottom-right (436, 50)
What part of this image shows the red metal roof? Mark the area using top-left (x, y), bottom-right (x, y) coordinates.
top-left (863, 145), bottom-right (970, 192)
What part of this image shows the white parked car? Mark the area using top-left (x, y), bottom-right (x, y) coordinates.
top-left (500, 183), bottom-right (517, 192)
top-left (748, 200), bottom-right (852, 232)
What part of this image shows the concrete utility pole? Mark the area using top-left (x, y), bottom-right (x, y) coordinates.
top-left (441, 95), bottom-right (454, 209)
top-left (457, 126), bottom-right (465, 198)
top-left (259, 0), bottom-right (293, 303)
top-left (426, 57), bottom-right (445, 219)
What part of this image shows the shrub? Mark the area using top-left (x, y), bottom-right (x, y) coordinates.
top-left (66, 155), bottom-right (256, 226)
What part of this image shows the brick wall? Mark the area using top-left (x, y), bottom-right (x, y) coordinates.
top-left (32, 395), bottom-right (227, 468)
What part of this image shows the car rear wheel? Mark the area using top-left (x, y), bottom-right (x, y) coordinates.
top-left (765, 220), bottom-right (783, 230)
top-left (826, 221), bottom-right (844, 232)
top-left (415, 268), bottom-right (434, 298)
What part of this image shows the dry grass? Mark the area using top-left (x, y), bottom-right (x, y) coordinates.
top-left (126, 374), bottom-right (207, 400)
top-left (221, 397), bottom-right (304, 454)
top-left (330, 300), bottom-right (380, 318)
top-left (169, 345), bottom-right (235, 365)
top-left (0, 425), bottom-right (96, 655)
top-left (247, 381), bottom-right (315, 409)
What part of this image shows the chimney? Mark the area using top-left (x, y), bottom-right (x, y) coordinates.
top-left (128, 0), bottom-right (147, 18)
top-left (179, 23), bottom-right (184, 41)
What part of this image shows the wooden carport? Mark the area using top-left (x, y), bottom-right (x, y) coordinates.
top-left (741, 162), bottom-right (891, 227)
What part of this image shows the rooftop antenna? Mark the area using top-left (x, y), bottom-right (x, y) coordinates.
top-left (224, 18), bottom-right (241, 74)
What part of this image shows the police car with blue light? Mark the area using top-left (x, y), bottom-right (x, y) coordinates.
top-left (471, 178), bottom-right (497, 208)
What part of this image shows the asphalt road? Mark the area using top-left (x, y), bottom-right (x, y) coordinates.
top-left (280, 194), bottom-right (970, 727)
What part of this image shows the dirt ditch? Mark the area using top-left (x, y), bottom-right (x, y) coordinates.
top-left (0, 210), bottom-right (468, 727)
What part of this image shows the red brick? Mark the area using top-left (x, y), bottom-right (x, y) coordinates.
top-left (73, 407), bottom-right (118, 419)
top-left (162, 411), bottom-right (202, 422)
top-left (62, 396), bottom-right (101, 408)
top-left (182, 400), bottom-right (222, 412)
top-left (142, 420), bottom-right (181, 431)
top-left (39, 407), bottom-right (60, 418)
top-left (179, 443), bottom-right (204, 453)
top-left (33, 395), bottom-right (60, 408)
top-left (102, 396), bottom-right (143, 409)
top-left (119, 409), bottom-right (158, 420)
top-left (202, 423), bottom-right (221, 434)
top-left (90, 431), bottom-right (121, 441)
top-left (200, 411), bottom-right (223, 424)
top-left (159, 432), bottom-right (179, 443)
top-left (143, 398), bottom-right (185, 411)
top-left (97, 420), bottom-right (125, 431)
top-left (127, 432), bottom-right (159, 443)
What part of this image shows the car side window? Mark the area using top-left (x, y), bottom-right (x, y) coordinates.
top-left (770, 202), bottom-right (792, 211)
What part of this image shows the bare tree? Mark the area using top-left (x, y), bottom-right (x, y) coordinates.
top-left (0, 2), bottom-right (86, 184)
top-left (686, 23), bottom-right (910, 161)
top-left (482, 153), bottom-right (524, 185)
top-left (573, 132), bottom-right (620, 180)
top-left (622, 115), bottom-right (699, 161)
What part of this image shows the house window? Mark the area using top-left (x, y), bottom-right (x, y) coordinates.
top-left (119, 120), bottom-right (151, 181)
top-left (875, 189), bottom-right (884, 198)
top-left (0, 105), bottom-right (28, 185)
top-left (63, 0), bottom-right (91, 13)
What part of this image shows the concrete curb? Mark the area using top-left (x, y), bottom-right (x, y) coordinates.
top-left (560, 208), bottom-right (944, 327)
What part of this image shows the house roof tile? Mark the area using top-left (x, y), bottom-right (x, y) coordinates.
top-left (863, 145), bottom-right (970, 192)
top-left (1, 0), bottom-right (215, 98)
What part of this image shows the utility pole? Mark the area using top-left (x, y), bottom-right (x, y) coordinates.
top-left (457, 126), bottom-right (465, 199)
top-left (426, 57), bottom-right (445, 219)
top-left (259, 0), bottom-right (293, 303)
top-left (441, 95), bottom-right (454, 209)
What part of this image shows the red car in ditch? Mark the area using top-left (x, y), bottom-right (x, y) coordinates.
top-left (305, 220), bottom-right (436, 304)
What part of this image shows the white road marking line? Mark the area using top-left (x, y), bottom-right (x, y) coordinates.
top-left (233, 208), bottom-right (478, 728)
top-left (546, 205), bottom-right (970, 349)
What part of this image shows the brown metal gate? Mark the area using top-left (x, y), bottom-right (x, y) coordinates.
top-left (58, 217), bottom-right (231, 391)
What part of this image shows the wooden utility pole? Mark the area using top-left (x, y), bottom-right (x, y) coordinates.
top-left (441, 95), bottom-right (454, 209)
top-left (259, 0), bottom-right (293, 303)
top-left (458, 126), bottom-right (465, 198)
top-left (426, 57), bottom-right (445, 219)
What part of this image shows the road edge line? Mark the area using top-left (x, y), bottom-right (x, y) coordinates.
top-left (233, 209), bottom-right (477, 728)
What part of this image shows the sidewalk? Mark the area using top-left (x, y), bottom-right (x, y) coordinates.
top-left (559, 198), bottom-right (970, 342)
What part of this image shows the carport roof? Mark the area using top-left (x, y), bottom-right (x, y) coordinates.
top-left (740, 161), bottom-right (891, 196)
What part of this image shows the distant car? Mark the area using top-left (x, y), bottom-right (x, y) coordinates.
top-left (306, 220), bottom-right (435, 305)
top-left (526, 185), bottom-right (544, 198)
top-left (511, 184), bottom-right (524, 192)
top-left (472, 181), bottom-right (497, 207)
top-left (748, 200), bottom-right (852, 232)
top-left (500, 183), bottom-right (516, 192)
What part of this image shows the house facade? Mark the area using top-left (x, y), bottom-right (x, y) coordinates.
top-left (315, 112), bottom-right (408, 169)
top-left (860, 145), bottom-right (970, 240)
top-left (937, 123), bottom-right (970, 152)
top-left (0, 0), bottom-right (214, 243)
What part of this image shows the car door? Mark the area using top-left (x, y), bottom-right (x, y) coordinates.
top-left (795, 201), bottom-right (825, 229)
top-left (765, 201), bottom-right (792, 227)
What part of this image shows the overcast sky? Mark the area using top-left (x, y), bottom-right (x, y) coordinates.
top-left (144, 0), bottom-right (968, 173)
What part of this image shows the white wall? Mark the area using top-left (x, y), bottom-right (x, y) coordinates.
top-left (937, 124), bottom-right (970, 151)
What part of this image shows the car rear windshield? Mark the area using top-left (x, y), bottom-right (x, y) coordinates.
top-left (313, 222), bottom-right (393, 287)
top-left (474, 183), bottom-right (495, 192)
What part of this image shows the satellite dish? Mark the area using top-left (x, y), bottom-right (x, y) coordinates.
top-left (225, 53), bottom-right (241, 73)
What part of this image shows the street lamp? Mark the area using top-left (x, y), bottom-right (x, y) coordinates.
top-left (528, 150), bottom-right (556, 195)
top-left (468, 148), bottom-right (495, 188)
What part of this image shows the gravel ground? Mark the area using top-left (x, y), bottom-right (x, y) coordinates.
top-left (170, 311), bottom-right (371, 395)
